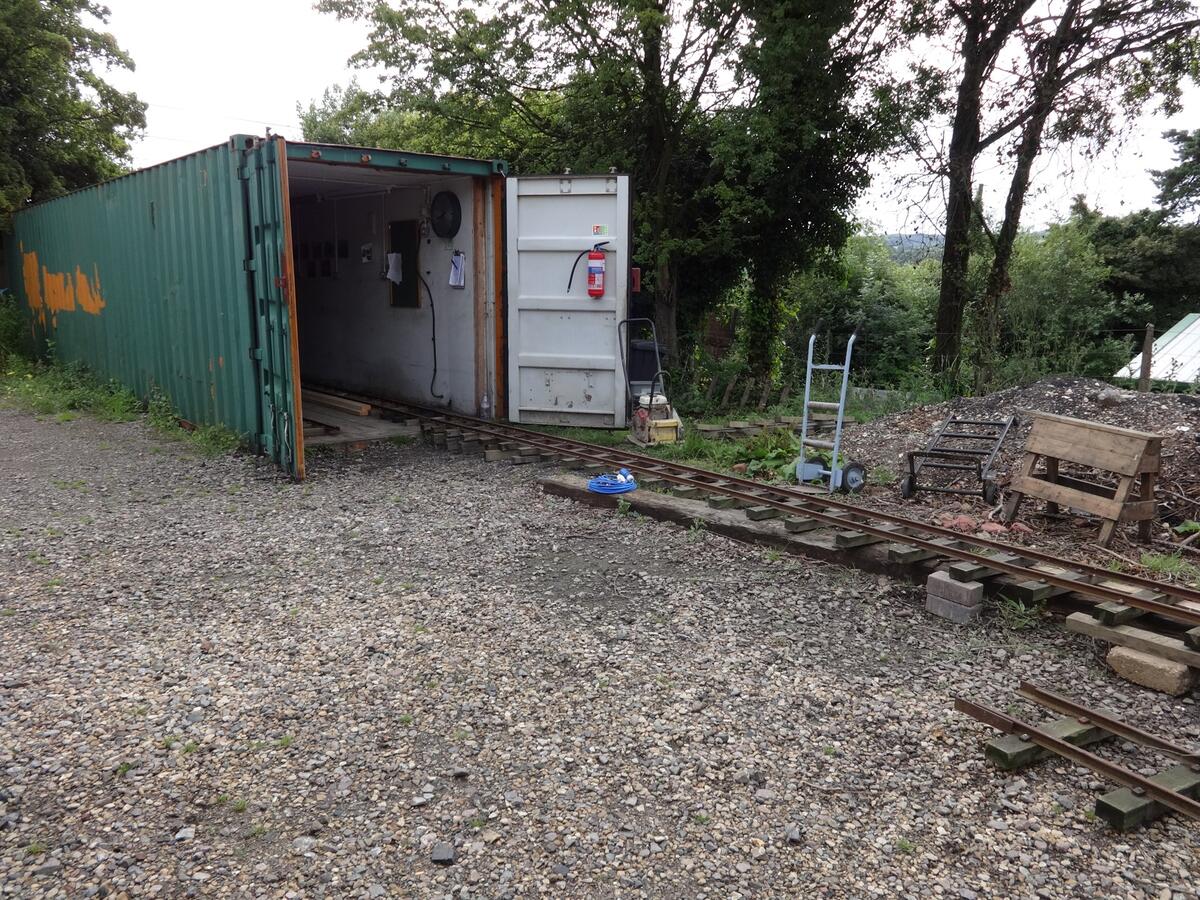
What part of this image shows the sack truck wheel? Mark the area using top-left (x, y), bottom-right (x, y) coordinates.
top-left (983, 480), bottom-right (999, 505)
top-left (899, 475), bottom-right (915, 499)
top-left (840, 462), bottom-right (867, 494)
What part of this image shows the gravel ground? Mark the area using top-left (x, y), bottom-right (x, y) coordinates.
top-left (2, 407), bottom-right (1199, 899)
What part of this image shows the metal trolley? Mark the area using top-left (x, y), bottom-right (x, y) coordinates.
top-left (795, 329), bottom-right (866, 493)
top-left (900, 414), bottom-right (1016, 504)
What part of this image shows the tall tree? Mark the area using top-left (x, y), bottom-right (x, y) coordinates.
top-left (712, 0), bottom-right (918, 376)
top-left (917, 0), bottom-right (1199, 383)
top-left (315, 0), bottom-right (909, 368)
top-left (0, 0), bottom-right (145, 228)
top-left (1154, 128), bottom-right (1200, 221)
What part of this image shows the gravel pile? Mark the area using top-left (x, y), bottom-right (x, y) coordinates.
top-left (2, 407), bottom-right (1198, 898)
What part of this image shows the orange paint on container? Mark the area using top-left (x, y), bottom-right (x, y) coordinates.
top-left (18, 245), bottom-right (107, 326)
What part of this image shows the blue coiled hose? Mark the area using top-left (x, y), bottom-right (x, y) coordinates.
top-left (587, 468), bottom-right (638, 494)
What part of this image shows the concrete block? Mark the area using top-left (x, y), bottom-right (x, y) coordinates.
top-left (670, 486), bottom-right (704, 500)
top-left (784, 516), bottom-right (821, 533)
top-left (1094, 601), bottom-right (1144, 626)
top-left (1096, 763), bottom-right (1200, 831)
top-left (985, 715), bottom-right (1112, 771)
top-left (1107, 646), bottom-right (1196, 696)
top-left (924, 592), bottom-right (981, 625)
top-left (834, 529), bottom-right (885, 549)
top-left (948, 560), bottom-right (992, 582)
top-left (707, 495), bottom-right (749, 510)
top-left (927, 570), bottom-right (983, 607)
top-left (484, 449), bottom-right (511, 462)
top-left (1007, 580), bottom-right (1053, 603)
top-left (745, 505), bottom-right (782, 521)
top-left (887, 544), bottom-right (941, 564)
top-left (1186, 627), bottom-right (1200, 651)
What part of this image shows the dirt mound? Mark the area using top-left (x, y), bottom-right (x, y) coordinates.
top-left (842, 377), bottom-right (1200, 534)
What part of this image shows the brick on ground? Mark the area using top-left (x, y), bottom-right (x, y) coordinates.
top-left (927, 570), bottom-right (984, 607)
top-left (925, 593), bottom-right (981, 624)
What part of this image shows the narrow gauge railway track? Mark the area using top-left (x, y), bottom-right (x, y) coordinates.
top-left (316, 387), bottom-right (1200, 627)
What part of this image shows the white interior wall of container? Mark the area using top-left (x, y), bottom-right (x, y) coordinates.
top-left (287, 163), bottom-right (496, 416)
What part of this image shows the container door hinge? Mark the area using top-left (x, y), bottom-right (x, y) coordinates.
top-left (256, 433), bottom-right (268, 447)
top-left (244, 258), bottom-right (257, 272)
top-left (238, 164), bottom-right (251, 181)
top-left (249, 347), bottom-right (263, 361)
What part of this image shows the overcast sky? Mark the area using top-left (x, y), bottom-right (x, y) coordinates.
top-left (101, 0), bottom-right (1195, 233)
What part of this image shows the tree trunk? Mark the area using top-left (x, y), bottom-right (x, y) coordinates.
top-left (653, 257), bottom-right (679, 366)
top-left (973, 101), bottom-right (1052, 388)
top-left (973, 2), bottom-right (1076, 389)
top-left (933, 30), bottom-right (987, 380)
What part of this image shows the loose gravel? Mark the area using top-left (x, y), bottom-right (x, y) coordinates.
top-left (1, 407), bottom-right (1198, 898)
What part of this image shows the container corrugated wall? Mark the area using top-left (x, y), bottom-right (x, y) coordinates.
top-left (8, 141), bottom-right (263, 445)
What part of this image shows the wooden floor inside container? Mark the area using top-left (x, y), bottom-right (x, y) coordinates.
top-left (301, 402), bottom-right (421, 447)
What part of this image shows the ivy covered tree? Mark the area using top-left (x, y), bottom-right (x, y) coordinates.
top-left (0, 0), bottom-right (145, 228)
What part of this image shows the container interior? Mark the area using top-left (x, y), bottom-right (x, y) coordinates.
top-left (286, 160), bottom-right (481, 429)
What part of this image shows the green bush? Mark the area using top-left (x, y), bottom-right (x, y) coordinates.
top-left (0, 292), bottom-right (31, 366)
top-left (993, 223), bottom-right (1147, 386)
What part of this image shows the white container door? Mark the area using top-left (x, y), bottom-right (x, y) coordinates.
top-left (506, 174), bottom-right (630, 426)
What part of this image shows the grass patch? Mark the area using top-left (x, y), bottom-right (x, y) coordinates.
top-left (2, 358), bottom-right (245, 457)
top-left (1141, 552), bottom-right (1200, 585)
top-left (232, 798), bottom-right (248, 813)
top-left (995, 595), bottom-right (1046, 630)
top-left (24, 840), bottom-right (48, 857)
top-left (895, 836), bottom-right (916, 855)
top-left (869, 465), bottom-right (895, 486)
top-left (1, 358), bottom-right (141, 422)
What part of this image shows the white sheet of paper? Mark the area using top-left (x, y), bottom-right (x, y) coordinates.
top-left (386, 252), bottom-right (403, 285)
top-left (449, 252), bottom-right (466, 288)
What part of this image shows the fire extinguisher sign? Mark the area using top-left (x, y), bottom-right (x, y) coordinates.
top-left (591, 224), bottom-right (609, 236)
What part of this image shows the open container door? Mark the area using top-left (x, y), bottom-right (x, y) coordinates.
top-left (506, 174), bottom-right (631, 426)
top-left (239, 135), bottom-right (305, 477)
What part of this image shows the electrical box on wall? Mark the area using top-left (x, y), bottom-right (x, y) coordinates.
top-left (388, 220), bottom-right (420, 308)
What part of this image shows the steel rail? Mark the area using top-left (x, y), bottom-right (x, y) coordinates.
top-left (1017, 681), bottom-right (1200, 766)
top-left (391, 399), bottom-right (1200, 604)
top-left (312, 387), bottom-right (1200, 625)
top-left (955, 698), bottom-right (1200, 824)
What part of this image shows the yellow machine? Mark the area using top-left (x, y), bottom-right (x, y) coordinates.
top-left (619, 317), bottom-right (681, 445)
top-left (629, 392), bottom-right (682, 446)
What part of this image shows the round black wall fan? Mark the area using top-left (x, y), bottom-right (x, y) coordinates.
top-left (431, 191), bottom-right (462, 238)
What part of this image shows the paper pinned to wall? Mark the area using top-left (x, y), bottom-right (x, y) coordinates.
top-left (449, 251), bottom-right (466, 289)
top-left (386, 252), bottom-right (403, 285)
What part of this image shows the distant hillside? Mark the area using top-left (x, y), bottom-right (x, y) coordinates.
top-left (885, 233), bottom-right (943, 262)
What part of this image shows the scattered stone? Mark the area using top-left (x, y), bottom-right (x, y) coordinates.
top-left (431, 842), bottom-right (456, 865)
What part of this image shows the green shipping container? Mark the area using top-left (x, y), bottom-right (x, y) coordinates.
top-left (7, 136), bottom-right (302, 474)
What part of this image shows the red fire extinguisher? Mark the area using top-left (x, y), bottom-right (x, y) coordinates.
top-left (586, 246), bottom-right (606, 298)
